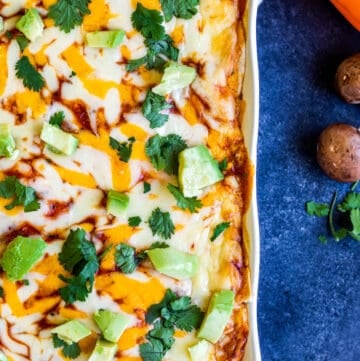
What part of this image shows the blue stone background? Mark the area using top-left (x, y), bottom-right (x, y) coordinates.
top-left (257, 1), bottom-right (360, 360)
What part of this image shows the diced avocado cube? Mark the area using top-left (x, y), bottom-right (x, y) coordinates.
top-left (178, 145), bottom-right (224, 197)
top-left (93, 309), bottom-right (130, 343)
top-left (147, 247), bottom-right (199, 279)
top-left (188, 340), bottom-right (211, 361)
top-left (85, 30), bottom-right (125, 48)
top-left (197, 290), bottom-right (235, 343)
top-left (106, 190), bottom-right (129, 217)
top-left (152, 61), bottom-right (196, 96)
top-left (88, 339), bottom-right (117, 361)
top-left (15, 9), bottom-right (44, 42)
top-left (0, 350), bottom-right (8, 361)
top-left (41, 123), bottom-right (78, 156)
top-left (0, 236), bottom-right (46, 281)
top-left (52, 320), bottom-right (91, 343)
top-left (0, 123), bottom-right (17, 158)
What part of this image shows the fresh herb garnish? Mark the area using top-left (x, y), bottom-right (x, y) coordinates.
top-left (49, 111), bottom-right (65, 128)
top-left (160, 0), bottom-right (200, 22)
top-left (15, 56), bottom-right (45, 92)
top-left (127, 4), bottom-right (179, 71)
top-left (128, 216), bottom-right (142, 227)
top-left (52, 334), bottom-right (81, 359)
top-left (15, 35), bottom-right (29, 52)
top-left (167, 184), bottom-right (202, 213)
top-left (142, 91), bottom-right (172, 128)
top-left (144, 182), bottom-right (151, 193)
top-left (109, 136), bottom-right (135, 163)
top-left (218, 158), bottom-right (228, 172)
top-left (0, 176), bottom-right (40, 212)
top-left (210, 222), bottom-right (230, 242)
top-left (48, 0), bottom-right (91, 33)
top-left (305, 201), bottom-right (329, 217)
top-left (58, 228), bottom-right (99, 304)
top-left (0, 286), bottom-right (4, 298)
top-left (145, 134), bottom-right (187, 175)
top-left (148, 207), bottom-right (175, 240)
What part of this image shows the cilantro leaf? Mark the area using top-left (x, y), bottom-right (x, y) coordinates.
top-left (350, 208), bottom-right (360, 235)
top-left (131, 3), bottom-right (165, 40)
top-left (144, 182), bottom-right (151, 193)
top-left (160, 0), bottom-right (200, 22)
top-left (0, 286), bottom-right (4, 298)
top-left (218, 158), bottom-right (228, 172)
top-left (337, 192), bottom-right (360, 212)
top-left (49, 111), bottom-right (65, 128)
top-left (210, 222), bottom-right (230, 242)
top-left (48, 0), bottom-right (91, 33)
top-left (306, 201), bottom-right (330, 217)
top-left (142, 91), bottom-right (172, 128)
top-left (148, 208), bottom-right (175, 240)
top-left (52, 334), bottom-right (80, 359)
top-left (128, 216), bottom-right (142, 227)
top-left (0, 176), bottom-right (40, 212)
top-left (167, 184), bottom-right (202, 213)
top-left (145, 134), bottom-right (187, 175)
top-left (16, 35), bottom-right (29, 52)
top-left (149, 242), bottom-right (169, 250)
top-left (109, 136), bottom-right (135, 163)
top-left (15, 56), bottom-right (45, 92)
top-left (58, 228), bottom-right (99, 304)
top-left (115, 243), bottom-right (147, 274)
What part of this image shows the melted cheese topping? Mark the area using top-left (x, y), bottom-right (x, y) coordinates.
top-left (0, 1), bottom-right (250, 360)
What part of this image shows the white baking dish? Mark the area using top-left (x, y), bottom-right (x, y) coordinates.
top-left (242, 0), bottom-right (261, 360)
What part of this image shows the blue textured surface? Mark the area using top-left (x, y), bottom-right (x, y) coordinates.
top-left (257, 1), bottom-right (360, 361)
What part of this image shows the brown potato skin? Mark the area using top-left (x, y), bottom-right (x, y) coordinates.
top-left (335, 54), bottom-right (360, 104)
top-left (317, 123), bottom-right (360, 182)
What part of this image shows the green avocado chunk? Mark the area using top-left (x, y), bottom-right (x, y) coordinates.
top-left (197, 290), bottom-right (235, 343)
top-left (178, 145), bottom-right (224, 197)
top-left (88, 339), bottom-right (117, 361)
top-left (106, 190), bottom-right (129, 217)
top-left (0, 236), bottom-right (46, 281)
top-left (188, 340), bottom-right (211, 361)
top-left (0, 351), bottom-right (8, 361)
top-left (52, 320), bottom-right (91, 343)
top-left (152, 61), bottom-right (196, 96)
top-left (40, 123), bottom-right (79, 155)
top-left (0, 123), bottom-right (17, 158)
top-left (16, 9), bottom-right (44, 42)
top-left (85, 30), bottom-right (125, 48)
top-left (93, 309), bottom-right (130, 343)
top-left (147, 247), bottom-right (199, 279)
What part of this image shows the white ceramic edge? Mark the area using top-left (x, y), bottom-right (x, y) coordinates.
top-left (242, 0), bottom-right (261, 360)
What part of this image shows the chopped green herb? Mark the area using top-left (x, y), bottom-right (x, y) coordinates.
top-left (115, 243), bottom-right (147, 274)
top-left (52, 334), bottom-right (81, 359)
top-left (5, 31), bottom-right (13, 39)
top-left (210, 222), bottom-right (230, 242)
top-left (109, 136), bottom-right (135, 163)
top-left (148, 207), bottom-right (175, 240)
top-left (167, 184), bottom-right (202, 213)
top-left (337, 192), bottom-right (360, 212)
top-left (0, 286), bottom-right (4, 298)
top-left (144, 182), bottom-right (151, 193)
top-left (218, 158), bottom-right (228, 172)
top-left (15, 56), bottom-right (45, 92)
top-left (58, 228), bottom-right (99, 304)
top-left (160, 0), bottom-right (200, 22)
top-left (142, 91), bottom-right (172, 128)
top-left (0, 176), bottom-right (40, 212)
top-left (22, 279), bottom-right (30, 286)
top-left (145, 134), bottom-right (187, 175)
top-left (70, 70), bottom-right (77, 77)
top-left (48, 0), bottom-right (91, 33)
top-left (128, 216), bottom-right (142, 227)
top-left (15, 35), bottom-right (29, 52)
top-left (49, 111), bottom-right (65, 128)
top-left (149, 242), bottom-right (169, 250)
top-left (306, 201), bottom-right (329, 217)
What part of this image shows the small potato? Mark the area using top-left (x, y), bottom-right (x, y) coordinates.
top-left (317, 123), bottom-right (360, 182)
top-left (335, 54), bottom-right (360, 104)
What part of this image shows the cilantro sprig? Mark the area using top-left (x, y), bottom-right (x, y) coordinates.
top-left (210, 222), bottom-right (230, 242)
top-left (167, 184), bottom-right (202, 213)
top-left (48, 0), bottom-right (91, 33)
top-left (306, 183), bottom-right (360, 243)
top-left (142, 91), bottom-right (172, 128)
top-left (109, 136), bottom-right (135, 163)
top-left (160, 0), bottom-right (200, 22)
top-left (148, 207), bottom-right (175, 240)
top-left (58, 228), bottom-right (99, 304)
top-left (49, 111), bottom-right (65, 128)
top-left (15, 56), bottom-right (45, 92)
top-left (145, 134), bottom-right (187, 175)
top-left (0, 176), bottom-right (40, 212)
top-left (52, 334), bottom-right (80, 359)
top-left (127, 4), bottom-right (179, 71)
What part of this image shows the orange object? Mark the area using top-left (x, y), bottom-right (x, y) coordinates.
top-left (331, 0), bottom-right (360, 30)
